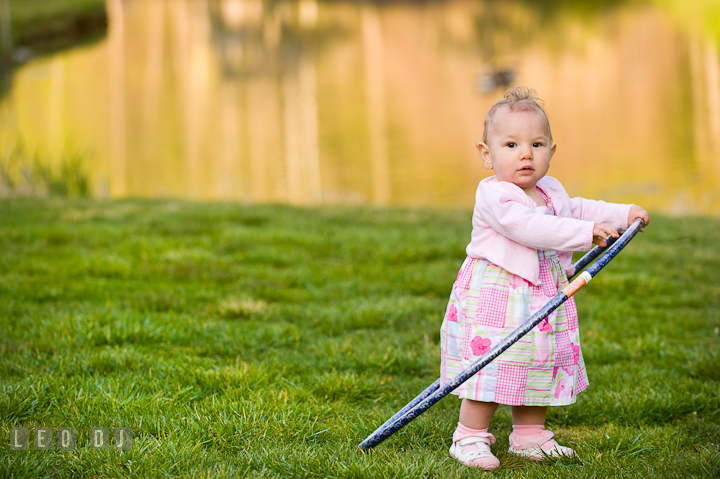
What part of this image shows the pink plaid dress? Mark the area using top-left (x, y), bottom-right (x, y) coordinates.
top-left (439, 195), bottom-right (588, 406)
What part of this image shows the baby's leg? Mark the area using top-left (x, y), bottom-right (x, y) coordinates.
top-left (459, 398), bottom-right (498, 429)
top-left (449, 399), bottom-right (500, 470)
top-left (509, 406), bottom-right (574, 459)
top-left (511, 405), bottom-right (546, 425)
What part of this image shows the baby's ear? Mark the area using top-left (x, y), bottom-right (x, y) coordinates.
top-left (550, 142), bottom-right (557, 158)
top-left (477, 142), bottom-right (493, 169)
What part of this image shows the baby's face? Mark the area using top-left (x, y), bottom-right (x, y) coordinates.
top-left (478, 106), bottom-right (556, 194)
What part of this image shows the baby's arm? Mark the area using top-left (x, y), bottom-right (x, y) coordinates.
top-left (483, 198), bottom-right (595, 252)
top-left (569, 197), bottom-right (632, 231)
top-left (577, 201), bottom-right (650, 246)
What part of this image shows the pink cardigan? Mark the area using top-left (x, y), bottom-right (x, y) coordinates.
top-left (466, 176), bottom-right (633, 285)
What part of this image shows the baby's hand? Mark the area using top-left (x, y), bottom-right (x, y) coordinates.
top-left (628, 205), bottom-right (650, 232)
top-left (592, 223), bottom-right (619, 247)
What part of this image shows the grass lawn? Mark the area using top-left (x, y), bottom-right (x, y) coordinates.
top-left (0, 198), bottom-right (718, 478)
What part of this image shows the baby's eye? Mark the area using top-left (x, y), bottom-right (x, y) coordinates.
top-left (506, 142), bottom-right (516, 148)
top-left (533, 142), bottom-right (543, 147)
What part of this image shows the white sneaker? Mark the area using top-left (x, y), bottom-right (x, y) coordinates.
top-left (508, 429), bottom-right (574, 460)
top-left (449, 432), bottom-right (500, 470)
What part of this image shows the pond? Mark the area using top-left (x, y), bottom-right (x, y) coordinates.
top-left (1, 0), bottom-right (719, 214)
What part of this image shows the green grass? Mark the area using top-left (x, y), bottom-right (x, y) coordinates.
top-left (9, 0), bottom-right (106, 52)
top-left (0, 198), bottom-right (718, 478)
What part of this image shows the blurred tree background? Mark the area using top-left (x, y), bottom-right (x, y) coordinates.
top-left (6, 0), bottom-right (106, 56)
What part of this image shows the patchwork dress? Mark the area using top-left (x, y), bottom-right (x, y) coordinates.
top-left (439, 198), bottom-right (588, 406)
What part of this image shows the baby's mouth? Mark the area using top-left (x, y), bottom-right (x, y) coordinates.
top-left (519, 166), bottom-right (534, 171)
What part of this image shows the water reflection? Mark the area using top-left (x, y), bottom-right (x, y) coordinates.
top-left (0, 0), bottom-right (719, 213)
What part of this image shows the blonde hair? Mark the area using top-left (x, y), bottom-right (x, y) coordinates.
top-left (482, 86), bottom-right (552, 143)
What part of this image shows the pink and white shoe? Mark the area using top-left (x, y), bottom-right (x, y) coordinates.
top-left (449, 431), bottom-right (500, 470)
top-left (508, 429), bottom-right (574, 459)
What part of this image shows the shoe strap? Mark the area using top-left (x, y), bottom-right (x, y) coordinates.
top-left (456, 432), bottom-right (496, 447)
top-left (455, 435), bottom-right (497, 461)
top-left (509, 429), bottom-right (554, 450)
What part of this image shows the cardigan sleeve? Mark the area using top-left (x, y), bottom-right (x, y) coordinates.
top-left (479, 185), bottom-right (595, 252)
top-left (569, 197), bottom-right (634, 232)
